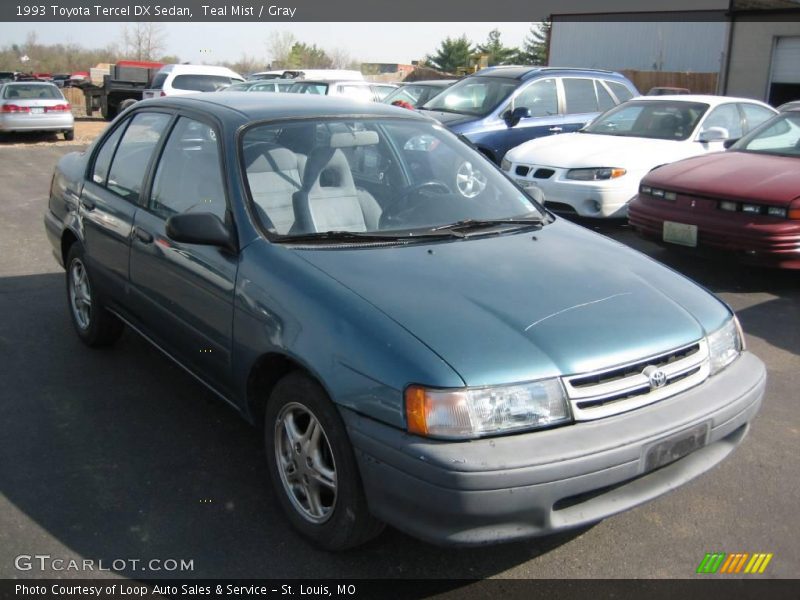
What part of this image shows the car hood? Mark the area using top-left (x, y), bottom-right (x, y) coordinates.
top-left (418, 109), bottom-right (477, 129)
top-left (506, 132), bottom-right (696, 170)
top-left (645, 151), bottom-right (800, 204)
top-left (295, 220), bottom-right (730, 387)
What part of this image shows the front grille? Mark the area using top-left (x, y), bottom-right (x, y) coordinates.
top-left (533, 168), bottom-right (555, 179)
top-left (515, 165), bottom-right (530, 176)
top-left (562, 340), bottom-right (709, 421)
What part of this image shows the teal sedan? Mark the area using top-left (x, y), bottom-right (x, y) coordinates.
top-left (44, 93), bottom-right (765, 549)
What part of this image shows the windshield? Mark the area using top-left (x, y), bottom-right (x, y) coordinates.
top-left (241, 118), bottom-right (543, 241)
top-left (225, 82), bottom-right (252, 92)
top-left (422, 76), bottom-right (518, 117)
top-left (584, 100), bottom-right (709, 140)
top-left (732, 112), bottom-right (800, 157)
top-left (172, 74), bottom-right (239, 92)
top-left (3, 84), bottom-right (63, 99)
top-left (384, 85), bottom-right (441, 107)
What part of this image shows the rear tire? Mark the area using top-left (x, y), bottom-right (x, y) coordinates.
top-left (63, 130), bottom-right (74, 141)
top-left (65, 242), bottom-right (123, 347)
top-left (118, 98), bottom-right (137, 113)
top-left (264, 371), bottom-right (384, 551)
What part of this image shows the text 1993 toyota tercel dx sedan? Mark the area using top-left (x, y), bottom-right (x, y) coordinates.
top-left (44, 94), bottom-right (765, 549)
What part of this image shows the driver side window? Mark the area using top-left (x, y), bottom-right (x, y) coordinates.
top-left (509, 78), bottom-right (558, 118)
top-left (701, 104), bottom-right (743, 139)
top-left (149, 117), bottom-right (227, 221)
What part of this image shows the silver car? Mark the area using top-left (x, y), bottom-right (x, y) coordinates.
top-left (0, 82), bottom-right (75, 140)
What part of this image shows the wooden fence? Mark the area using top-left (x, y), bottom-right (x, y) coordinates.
top-left (621, 70), bottom-right (719, 95)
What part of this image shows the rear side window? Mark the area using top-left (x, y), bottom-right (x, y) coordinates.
top-left (563, 78), bottom-right (599, 114)
top-left (339, 85), bottom-right (373, 102)
top-left (171, 74), bottom-right (235, 92)
top-left (607, 81), bottom-right (634, 103)
top-left (596, 81), bottom-right (616, 112)
top-left (106, 112), bottom-right (171, 202)
top-left (149, 73), bottom-right (167, 90)
top-left (92, 122), bottom-right (128, 185)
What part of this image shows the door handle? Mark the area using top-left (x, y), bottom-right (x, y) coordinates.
top-left (548, 126), bottom-right (563, 132)
top-left (80, 197), bottom-right (96, 211)
top-left (133, 227), bottom-right (154, 244)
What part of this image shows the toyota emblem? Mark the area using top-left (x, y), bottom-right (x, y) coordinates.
top-left (643, 365), bottom-right (668, 389)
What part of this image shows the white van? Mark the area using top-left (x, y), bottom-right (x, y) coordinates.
top-left (143, 64), bottom-right (244, 98)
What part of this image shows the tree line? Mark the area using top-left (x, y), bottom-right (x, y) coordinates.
top-left (424, 22), bottom-right (551, 73)
top-left (0, 23), bottom-right (549, 77)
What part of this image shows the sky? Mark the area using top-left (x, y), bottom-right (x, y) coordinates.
top-left (0, 22), bottom-right (536, 65)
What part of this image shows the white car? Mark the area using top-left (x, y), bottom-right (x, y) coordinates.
top-left (143, 64), bottom-right (244, 99)
top-left (502, 95), bottom-right (777, 218)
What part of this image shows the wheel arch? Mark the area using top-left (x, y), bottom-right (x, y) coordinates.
top-left (61, 228), bottom-right (80, 266)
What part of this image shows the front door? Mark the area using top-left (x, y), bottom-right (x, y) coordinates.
top-left (128, 115), bottom-right (238, 396)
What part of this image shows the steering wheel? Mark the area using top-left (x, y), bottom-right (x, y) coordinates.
top-left (379, 180), bottom-right (451, 228)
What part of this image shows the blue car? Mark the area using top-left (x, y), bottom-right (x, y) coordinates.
top-left (44, 93), bottom-right (764, 550)
top-left (419, 66), bottom-right (639, 164)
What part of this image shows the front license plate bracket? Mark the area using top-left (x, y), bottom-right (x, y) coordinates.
top-left (642, 422), bottom-right (710, 473)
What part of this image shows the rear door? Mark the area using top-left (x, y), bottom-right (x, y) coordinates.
top-left (559, 77), bottom-right (604, 133)
top-left (128, 115), bottom-right (238, 395)
top-left (79, 111), bottom-right (172, 301)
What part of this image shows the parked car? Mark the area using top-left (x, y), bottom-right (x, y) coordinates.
top-left (777, 100), bottom-right (800, 112)
top-left (250, 69), bottom-right (365, 81)
top-left (647, 87), bottom-right (691, 96)
top-left (222, 80), bottom-right (295, 93)
top-left (142, 64), bottom-right (244, 99)
top-left (382, 79), bottom-right (456, 108)
top-left (288, 79), bottom-right (395, 102)
top-left (418, 66), bottom-right (639, 164)
top-left (503, 95), bottom-right (777, 218)
top-left (44, 93), bottom-right (765, 550)
top-left (629, 108), bottom-right (800, 268)
top-left (0, 81), bottom-right (74, 140)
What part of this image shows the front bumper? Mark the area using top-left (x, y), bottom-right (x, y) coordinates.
top-left (629, 196), bottom-right (800, 269)
top-left (342, 352), bottom-right (765, 546)
top-left (508, 164), bottom-right (636, 218)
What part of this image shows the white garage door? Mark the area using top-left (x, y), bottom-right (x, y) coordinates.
top-left (772, 37), bottom-right (800, 84)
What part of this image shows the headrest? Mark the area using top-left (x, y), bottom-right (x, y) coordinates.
top-left (330, 131), bottom-right (379, 148)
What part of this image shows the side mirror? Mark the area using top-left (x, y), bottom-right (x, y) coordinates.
top-left (504, 106), bottom-right (532, 127)
top-left (166, 212), bottom-right (234, 250)
top-left (697, 126), bottom-right (730, 143)
top-left (723, 138), bottom-right (739, 149)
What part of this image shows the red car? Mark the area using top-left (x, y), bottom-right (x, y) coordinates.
top-left (629, 108), bottom-right (800, 269)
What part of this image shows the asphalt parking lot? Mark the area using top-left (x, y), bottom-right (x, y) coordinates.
top-left (0, 140), bottom-right (798, 581)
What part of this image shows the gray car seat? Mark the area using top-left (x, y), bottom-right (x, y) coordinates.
top-left (245, 142), bottom-right (307, 234)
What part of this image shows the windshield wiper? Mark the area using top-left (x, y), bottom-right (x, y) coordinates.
top-left (430, 217), bottom-right (547, 235)
top-left (276, 230), bottom-right (461, 244)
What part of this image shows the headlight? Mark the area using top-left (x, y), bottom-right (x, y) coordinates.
top-left (565, 167), bottom-right (626, 181)
top-left (405, 379), bottom-right (571, 439)
top-left (500, 158), bottom-right (512, 171)
top-left (707, 316), bottom-right (744, 375)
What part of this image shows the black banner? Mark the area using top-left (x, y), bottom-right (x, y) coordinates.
top-left (2, 580), bottom-right (800, 600)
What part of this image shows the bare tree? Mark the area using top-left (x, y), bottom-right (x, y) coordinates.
top-left (122, 23), bottom-right (167, 61)
top-left (266, 31), bottom-right (296, 69)
top-left (328, 47), bottom-right (354, 69)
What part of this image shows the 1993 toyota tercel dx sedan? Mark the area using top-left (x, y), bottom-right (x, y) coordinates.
top-left (44, 93), bottom-right (766, 550)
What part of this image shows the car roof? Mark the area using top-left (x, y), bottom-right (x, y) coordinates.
top-left (137, 92), bottom-right (431, 122)
top-left (628, 94), bottom-right (775, 108)
top-left (474, 65), bottom-right (621, 81)
top-left (2, 81), bottom-right (58, 87)
top-left (293, 79), bottom-right (369, 85)
top-left (402, 79), bottom-right (456, 87)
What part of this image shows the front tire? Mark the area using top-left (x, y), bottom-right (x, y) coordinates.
top-left (65, 243), bottom-right (123, 347)
top-left (264, 372), bottom-right (384, 550)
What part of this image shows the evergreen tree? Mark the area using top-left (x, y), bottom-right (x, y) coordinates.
top-left (517, 20), bottom-right (551, 65)
top-left (424, 35), bottom-right (473, 74)
top-left (476, 29), bottom-right (517, 66)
